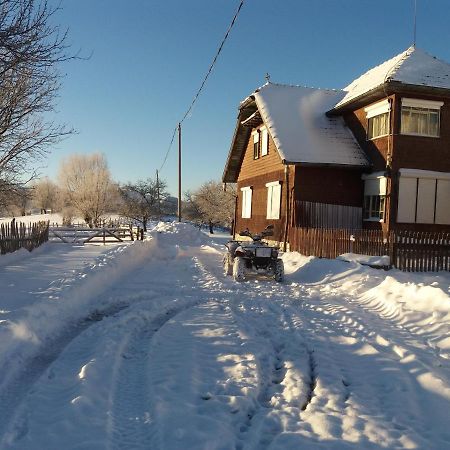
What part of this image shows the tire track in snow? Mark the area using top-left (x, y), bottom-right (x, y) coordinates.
top-left (107, 302), bottom-right (198, 450)
top-left (0, 302), bottom-right (129, 445)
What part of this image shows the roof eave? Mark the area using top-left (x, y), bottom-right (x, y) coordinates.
top-left (327, 81), bottom-right (450, 116)
top-left (222, 100), bottom-right (257, 183)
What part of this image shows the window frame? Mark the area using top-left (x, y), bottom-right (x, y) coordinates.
top-left (253, 131), bottom-right (260, 160)
top-left (400, 98), bottom-right (443, 138)
top-left (364, 99), bottom-right (391, 140)
top-left (363, 195), bottom-right (386, 221)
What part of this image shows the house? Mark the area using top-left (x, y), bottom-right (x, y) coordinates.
top-left (222, 46), bottom-right (450, 246)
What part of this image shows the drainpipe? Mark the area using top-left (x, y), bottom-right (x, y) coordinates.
top-left (283, 164), bottom-right (290, 251)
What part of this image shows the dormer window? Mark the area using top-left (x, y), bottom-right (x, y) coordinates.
top-left (253, 131), bottom-right (260, 159)
top-left (400, 98), bottom-right (443, 137)
top-left (365, 100), bottom-right (391, 139)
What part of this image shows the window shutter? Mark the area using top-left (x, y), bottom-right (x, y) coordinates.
top-left (261, 127), bottom-right (269, 156)
top-left (416, 179), bottom-right (436, 224)
top-left (241, 187), bottom-right (252, 218)
top-left (436, 180), bottom-right (450, 224)
top-left (397, 177), bottom-right (417, 223)
top-left (266, 181), bottom-right (281, 219)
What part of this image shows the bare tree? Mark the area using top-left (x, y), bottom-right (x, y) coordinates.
top-left (0, 0), bottom-right (75, 194)
top-left (58, 153), bottom-right (114, 227)
top-left (119, 177), bottom-right (170, 231)
top-left (185, 181), bottom-right (236, 232)
top-left (32, 177), bottom-right (58, 213)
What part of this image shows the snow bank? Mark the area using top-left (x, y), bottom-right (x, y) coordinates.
top-left (283, 251), bottom-right (450, 359)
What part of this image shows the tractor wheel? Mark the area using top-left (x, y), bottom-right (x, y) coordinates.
top-left (223, 253), bottom-right (233, 276)
top-left (233, 256), bottom-right (246, 282)
top-left (274, 258), bottom-right (284, 282)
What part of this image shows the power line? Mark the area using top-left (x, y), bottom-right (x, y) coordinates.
top-left (158, 0), bottom-right (245, 173)
top-left (159, 126), bottom-right (177, 172)
top-left (180, 0), bottom-right (245, 124)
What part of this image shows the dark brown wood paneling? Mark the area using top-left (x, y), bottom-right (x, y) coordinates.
top-left (237, 131), bottom-right (284, 182)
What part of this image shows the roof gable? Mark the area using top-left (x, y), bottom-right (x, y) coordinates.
top-left (335, 46), bottom-right (450, 109)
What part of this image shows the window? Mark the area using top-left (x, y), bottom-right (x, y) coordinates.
top-left (261, 127), bottom-right (269, 156)
top-left (363, 196), bottom-right (386, 220)
top-left (365, 100), bottom-right (390, 139)
top-left (241, 186), bottom-right (252, 218)
top-left (400, 98), bottom-right (443, 137)
top-left (266, 181), bottom-right (281, 219)
top-left (397, 169), bottom-right (450, 224)
top-left (253, 131), bottom-right (260, 159)
top-left (362, 173), bottom-right (387, 221)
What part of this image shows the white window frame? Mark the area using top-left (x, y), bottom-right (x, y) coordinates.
top-left (362, 173), bottom-right (387, 221)
top-left (241, 186), bottom-right (252, 219)
top-left (400, 98), bottom-right (443, 138)
top-left (252, 131), bottom-right (260, 159)
top-left (260, 126), bottom-right (269, 156)
top-left (266, 181), bottom-right (281, 220)
top-left (365, 100), bottom-right (391, 140)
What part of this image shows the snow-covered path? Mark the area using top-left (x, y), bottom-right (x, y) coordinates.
top-left (0, 223), bottom-right (449, 449)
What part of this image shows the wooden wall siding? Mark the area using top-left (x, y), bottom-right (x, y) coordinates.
top-left (237, 131), bottom-right (284, 182)
top-left (390, 92), bottom-right (450, 172)
top-left (236, 170), bottom-right (286, 243)
top-left (293, 201), bottom-right (362, 229)
top-left (293, 166), bottom-right (364, 207)
top-left (343, 96), bottom-right (394, 172)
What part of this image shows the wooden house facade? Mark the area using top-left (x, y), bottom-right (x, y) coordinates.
top-left (223, 47), bottom-right (450, 247)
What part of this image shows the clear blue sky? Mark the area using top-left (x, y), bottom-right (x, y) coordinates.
top-left (44, 0), bottom-right (450, 196)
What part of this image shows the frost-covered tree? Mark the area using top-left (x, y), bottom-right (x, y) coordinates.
top-left (184, 181), bottom-right (236, 232)
top-left (58, 153), bottom-right (114, 227)
top-left (119, 177), bottom-right (170, 231)
top-left (32, 177), bottom-right (58, 213)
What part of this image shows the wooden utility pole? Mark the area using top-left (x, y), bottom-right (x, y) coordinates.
top-left (178, 122), bottom-right (182, 222)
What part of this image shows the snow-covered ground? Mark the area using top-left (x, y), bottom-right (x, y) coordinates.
top-left (0, 222), bottom-right (449, 449)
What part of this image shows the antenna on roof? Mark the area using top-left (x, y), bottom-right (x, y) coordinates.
top-left (265, 72), bottom-right (271, 83)
top-left (413, 0), bottom-right (417, 48)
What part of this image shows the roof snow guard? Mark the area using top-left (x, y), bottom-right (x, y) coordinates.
top-left (333, 46), bottom-right (450, 110)
top-left (254, 83), bottom-right (369, 167)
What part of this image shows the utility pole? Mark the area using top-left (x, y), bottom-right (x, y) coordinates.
top-left (156, 169), bottom-right (161, 218)
top-left (178, 122), bottom-right (182, 222)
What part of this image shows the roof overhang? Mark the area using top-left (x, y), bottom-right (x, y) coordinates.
top-left (327, 81), bottom-right (450, 116)
top-left (222, 100), bottom-right (258, 183)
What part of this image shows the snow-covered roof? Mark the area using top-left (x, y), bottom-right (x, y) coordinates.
top-left (253, 83), bottom-right (369, 167)
top-left (335, 46), bottom-right (450, 108)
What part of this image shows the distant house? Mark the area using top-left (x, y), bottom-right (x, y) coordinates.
top-left (223, 46), bottom-right (450, 245)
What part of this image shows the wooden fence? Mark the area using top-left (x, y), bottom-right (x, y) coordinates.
top-left (0, 221), bottom-right (49, 255)
top-left (289, 227), bottom-right (450, 272)
top-left (290, 227), bottom-right (390, 260)
top-left (392, 231), bottom-right (450, 272)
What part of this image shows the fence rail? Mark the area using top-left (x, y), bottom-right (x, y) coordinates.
top-left (289, 227), bottom-right (450, 272)
top-left (0, 221), bottom-right (49, 255)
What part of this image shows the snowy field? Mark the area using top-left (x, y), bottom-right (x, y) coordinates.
top-left (0, 222), bottom-right (449, 449)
